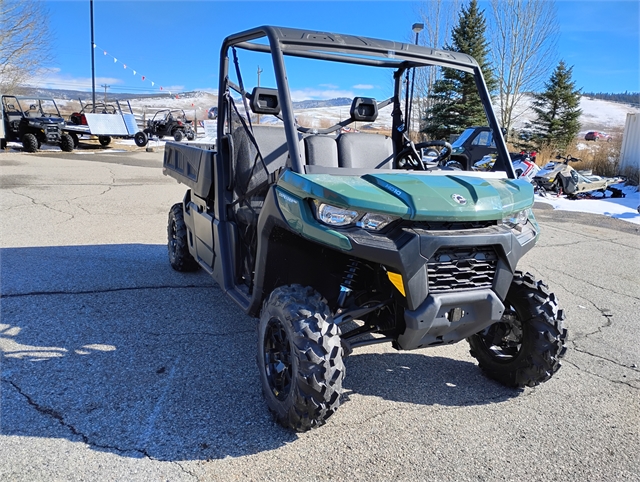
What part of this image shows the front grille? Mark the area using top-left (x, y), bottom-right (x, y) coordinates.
top-left (427, 246), bottom-right (498, 292)
top-left (409, 220), bottom-right (497, 231)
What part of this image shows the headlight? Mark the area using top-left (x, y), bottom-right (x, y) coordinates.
top-left (315, 202), bottom-right (359, 226)
top-left (502, 209), bottom-right (530, 231)
top-left (357, 213), bottom-right (395, 231)
top-left (313, 201), bottom-right (397, 231)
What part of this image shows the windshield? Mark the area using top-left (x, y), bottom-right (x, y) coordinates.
top-left (451, 128), bottom-right (476, 148)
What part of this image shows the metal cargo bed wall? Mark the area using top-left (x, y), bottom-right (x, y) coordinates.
top-left (162, 141), bottom-right (214, 199)
top-left (83, 112), bottom-right (139, 136)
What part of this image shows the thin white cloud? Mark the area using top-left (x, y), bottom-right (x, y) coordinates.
top-left (24, 68), bottom-right (124, 91)
top-left (353, 84), bottom-right (374, 90)
top-left (319, 83), bottom-right (339, 89)
top-left (290, 88), bottom-right (354, 102)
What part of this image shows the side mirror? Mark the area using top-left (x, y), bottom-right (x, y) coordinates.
top-left (350, 97), bottom-right (378, 122)
top-left (250, 87), bottom-right (280, 115)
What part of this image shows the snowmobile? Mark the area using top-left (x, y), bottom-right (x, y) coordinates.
top-left (533, 155), bottom-right (622, 198)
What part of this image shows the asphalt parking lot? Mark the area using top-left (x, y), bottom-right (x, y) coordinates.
top-left (1, 147), bottom-right (638, 481)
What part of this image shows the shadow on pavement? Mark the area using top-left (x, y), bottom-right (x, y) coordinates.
top-left (1, 244), bottom-right (517, 461)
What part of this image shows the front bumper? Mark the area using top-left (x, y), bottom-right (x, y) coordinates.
top-left (399, 289), bottom-right (504, 349)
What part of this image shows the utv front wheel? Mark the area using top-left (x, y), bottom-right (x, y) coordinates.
top-left (60, 133), bottom-right (74, 152)
top-left (167, 203), bottom-right (199, 271)
top-left (22, 133), bottom-right (38, 152)
top-left (468, 271), bottom-right (567, 388)
top-left (258, 285), bottom-right (345, 432)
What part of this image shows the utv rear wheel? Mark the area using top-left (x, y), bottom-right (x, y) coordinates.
top-left (167, 203), bottom-right (199, 272)
top-left (134, 131), bottom-right (148, 147)
top-left (98, 135), bottom-right (111, 147)
top-left (22, 133), bottom-right (38, 152)
top-left (69, 132), bottom-right (80, 148)
top-left (60, 133), bottom-right (74, 152)
top-left (468, 271), bottom-right (567, 388)
top-left (258, 285), bottom-right (345, 432)
top-left (186, 130), bottom-right (195, 141)
top-left (173, 130), bottom-right (184, 142)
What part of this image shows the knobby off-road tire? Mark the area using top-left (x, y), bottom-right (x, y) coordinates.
top-left (258, 285), bottom-right (345, 432)
top-left (69, 132), bottom-right (80, 148)
top-left (468, 271), bottom-right (567, 388)
top-left (22, 133), bottom-right (38, 152)
top-left (186, 130), bottom-right (195, 141)
top-left (60, 133), bottom-right (74, 152)
top-left (167, 203), bottom-right (199, 272)
top-left (173, 129), bottom-right (184, 142)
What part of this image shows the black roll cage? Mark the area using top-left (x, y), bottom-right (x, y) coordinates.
top-left (216, 25), bottom-right (515, 178)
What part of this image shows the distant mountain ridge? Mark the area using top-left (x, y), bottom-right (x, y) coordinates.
top-left (292, 97), bottom-right (352, 109)
top-left (15, 87), bottom-right (211, 102)
top-left (13, 87), bottom-right (353, 109)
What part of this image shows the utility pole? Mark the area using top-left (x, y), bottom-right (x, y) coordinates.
top-left (257, 65), bottom-right (263, 124)
top-left (101, 84), bottom-right (110, 104)
top-left (90, 0), bottom-right (96, 107)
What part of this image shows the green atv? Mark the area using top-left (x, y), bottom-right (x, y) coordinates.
top-left (163, 26), bottom-right (567, 432)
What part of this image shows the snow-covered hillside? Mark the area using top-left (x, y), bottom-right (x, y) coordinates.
top-left (51, 89), bottom-right (638, 134)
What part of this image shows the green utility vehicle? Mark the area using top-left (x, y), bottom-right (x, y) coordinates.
top-left (163, 26), bottom-right (567, 432)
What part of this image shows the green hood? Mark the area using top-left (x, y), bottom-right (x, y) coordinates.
top-left (278, 171), bottom-right (534, 221)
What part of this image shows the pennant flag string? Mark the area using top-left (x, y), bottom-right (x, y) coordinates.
top-left (93, 43), bottom-right (174, 95)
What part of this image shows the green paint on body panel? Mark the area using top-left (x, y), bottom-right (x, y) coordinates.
top-left (275, 187), bottom-right (352, 250)
top-left (278, 170), bottom-right (534, 222)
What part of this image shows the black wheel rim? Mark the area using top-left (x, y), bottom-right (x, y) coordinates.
top-left (264, 317), bottom-right (292, 401)
top-left (168, 218), bottom-right (178, 261)
top-left (478, 309), bottom-right (523, 361)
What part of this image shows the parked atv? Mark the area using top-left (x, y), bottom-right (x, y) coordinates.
top-left (533, 154), bottom-right (619, 197)
top-left (162, 26), bottom-right (567, 432)
top-left (136, 109), bottom-right (195, 147)
top-left (1, 95), bottom-right (74, 152)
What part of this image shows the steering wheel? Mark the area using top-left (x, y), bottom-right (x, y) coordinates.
top-left (396, 140), bottom-right (453, 170)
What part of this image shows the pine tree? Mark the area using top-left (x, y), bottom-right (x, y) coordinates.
top-left (531, 61), bottom-right (582, 150)
top-left (423, 0), bottom-right (496, 140)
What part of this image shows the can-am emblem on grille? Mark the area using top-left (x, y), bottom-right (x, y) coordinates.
top-left (451, 194), bottom-right (467, 205)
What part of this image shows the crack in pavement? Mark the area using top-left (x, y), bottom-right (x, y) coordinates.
top-left (9, 189), bottom-right (75, 223)
top-left (174, 461), bottom-right (199, 480)
top-left (542, 223), bottom-right (640, 251)
top-left (518, 268), bottom-right (638, 384)
top-left (4, 379), bottom-right (152, 458)
top-left (1, 284), bottom-right (216, 298)
top-left (562, 360), bottom-right (639, 390)
top-left (536, 261), bottom-right (640, 303)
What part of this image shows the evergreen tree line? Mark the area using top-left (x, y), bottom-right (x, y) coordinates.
top-left (422, 0), bottom-right (582, 151)
top-left (583, 92), bottom-right (640, 106)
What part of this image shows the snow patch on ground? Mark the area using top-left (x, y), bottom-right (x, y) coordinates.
top-left (535, 183), bottom-right (640, 225)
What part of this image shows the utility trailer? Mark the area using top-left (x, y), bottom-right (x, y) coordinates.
top-left (64, 99), bottom-right (141, 147)
top-left (162, 26), bottom-right (567, 432)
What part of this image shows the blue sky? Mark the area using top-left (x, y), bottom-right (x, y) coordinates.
top-left (38, 0), bottom-right (640, 98)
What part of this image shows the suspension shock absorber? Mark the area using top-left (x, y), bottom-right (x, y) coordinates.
top-left (338, 258), bottom-right (361, 308)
